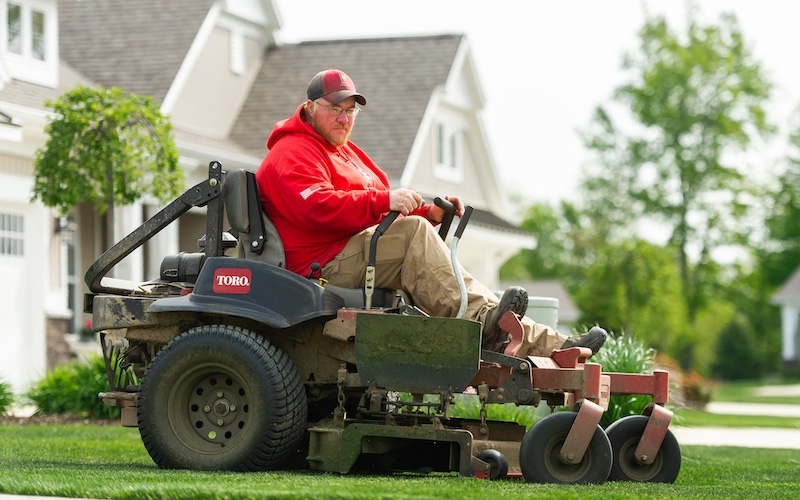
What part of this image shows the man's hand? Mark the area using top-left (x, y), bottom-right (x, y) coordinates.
top-left (389, 188), bottom-right (425, 215)
top-left (428, 195), bottom-right (465, 223)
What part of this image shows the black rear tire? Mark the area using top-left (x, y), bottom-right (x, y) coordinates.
top-left (138, 324), bottom-right (307, 471)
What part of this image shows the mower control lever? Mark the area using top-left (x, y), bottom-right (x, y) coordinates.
top-left (365, 210), bottom-right (401, 310)
top-left (368, 211), bottom-right (400, 269)
top-left (434, 197), bottom-right (456, 240)
top-left (451, 205), bottom-right (474, 318)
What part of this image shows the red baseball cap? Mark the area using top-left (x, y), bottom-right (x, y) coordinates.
top-left (306, 69), bottom-right (366, 105)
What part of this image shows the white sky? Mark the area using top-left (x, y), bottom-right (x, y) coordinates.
top-left (273, 0), bottom-right (800, 206)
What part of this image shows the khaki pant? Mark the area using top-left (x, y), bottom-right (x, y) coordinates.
top-left (320, 216), bottom-right (567, 357)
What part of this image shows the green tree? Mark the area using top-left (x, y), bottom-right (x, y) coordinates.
top-left (579, 8), bottom-right (774, 324)
top-left (760, 109), bottom-right (800, 288)
top-left (32, 85), bottom-right (182, 250)
top-left (500, 201), bottom-right (571, 281)
top-left (582, 7), bottom-right (773, 368)
top-left (732, 108), bottom-right (800, 376)
top-left (500, 199), bottom-right (611, 297)
top-left (574, 239), bottom-right (689, 358)
top-left (711, 315), bottom-right (765, 380)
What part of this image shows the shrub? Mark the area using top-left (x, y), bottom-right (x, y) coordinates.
top-left (450, 394), bottom-right (542, 430)
top-left (681, 370), bottom-right (715, 408)
top-left (0, 378), bottom-right (13, 414)
top-left (712, 316), bottom-right (765, 380)
top-left (591, 331), bottom-right (657, 428)
top-left (26, 355), bottom-right (119, 420)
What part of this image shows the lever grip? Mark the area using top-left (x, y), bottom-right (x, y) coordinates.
top-left (368, 211), bottom-right (400, 268)
top-left (434, 197), bottom-right (456, 240)
top-left (454, 206), bottom-right (473, 239)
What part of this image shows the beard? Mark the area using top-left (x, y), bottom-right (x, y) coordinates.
top-left (308, 108), bottom-right (351, 147)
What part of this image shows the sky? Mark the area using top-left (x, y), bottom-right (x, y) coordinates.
top-left (273, 0), bottom-right (800, 206)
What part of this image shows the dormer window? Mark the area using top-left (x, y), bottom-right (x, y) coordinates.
top-left (6, 2), bottom-right (20, 53)
top-left (2, 0), bottom-right (58, 87)
top-left (6, 1), bottom-right (45, 59)
top-left (31, 7), bottom-right (44, 59)
top-left (433, 122), bottom-right (464, 183)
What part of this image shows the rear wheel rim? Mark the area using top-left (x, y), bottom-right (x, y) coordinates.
top-left (167, 363), bottom-right (254, 455)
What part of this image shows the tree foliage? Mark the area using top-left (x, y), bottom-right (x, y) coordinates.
top-left (505, 6), bottom-right (787, 374)
top-left (574, 239), bottom-right (689, 357)
top-left (500, 199), bottom-right (612, 296)
top-left (579, 9), bottom-right (774, 321)
top-left (759, 109), bottom-right (800, 288)
top-left (500, 201), bottom-right (572, 281)
top-left (32, 85), bottom-right (182, 216)
top-left (711, 315), bottom-right (766, 380)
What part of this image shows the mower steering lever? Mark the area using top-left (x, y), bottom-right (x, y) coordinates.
top-left (365, 210), bottom-right (400, 309)
top-left (434, 197), bottom-right (456, 240)
top-left (368, 211), bottom-right (400, 269)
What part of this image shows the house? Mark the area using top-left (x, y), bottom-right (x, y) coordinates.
top-left (0, 0), bottom-right (533, 393)
top-left (773, 265), bottom-right (800, 371)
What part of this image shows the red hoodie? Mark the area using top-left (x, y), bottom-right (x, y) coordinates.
top-left (256, 104), bottom-right (430, 276)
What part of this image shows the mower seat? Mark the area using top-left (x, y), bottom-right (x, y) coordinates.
top-left (224, 169), bottom-right (286, 268)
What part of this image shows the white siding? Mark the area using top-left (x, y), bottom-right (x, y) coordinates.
top-left (170, 26), bottom-right (262, 139)
top-left (0, 161), bottom-right (48, 393)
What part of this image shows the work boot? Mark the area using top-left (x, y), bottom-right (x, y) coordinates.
top-left (482, 286), bottom-right (528, 352)
top-left (561, 326), bottom-right (608, 355)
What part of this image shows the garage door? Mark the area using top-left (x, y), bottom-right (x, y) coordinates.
top-left (0, 208), bottom-right (33, 391)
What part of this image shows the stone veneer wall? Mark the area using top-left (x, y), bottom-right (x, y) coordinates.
top-left (46, 316), bottom-right (76, 370)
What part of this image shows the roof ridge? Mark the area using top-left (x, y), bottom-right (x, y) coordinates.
top-left (294, 33), bottom-right (463, 46)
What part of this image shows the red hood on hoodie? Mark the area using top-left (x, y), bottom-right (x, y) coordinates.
top-left (255, 103), bottom-right (428, 276)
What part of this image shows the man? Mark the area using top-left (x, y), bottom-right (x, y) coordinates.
top-left (255, 69), bottom-right (606, 358)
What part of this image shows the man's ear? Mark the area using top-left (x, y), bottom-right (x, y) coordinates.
top-left (303, 100), bottom-right (315, 119)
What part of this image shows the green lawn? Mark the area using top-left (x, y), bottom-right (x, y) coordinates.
top-left (675, 408), bottom-right (800, 429)
top-left (712, 379), bottom-right (800, 405)
top-left (1, 423), bottom-right (799, 499)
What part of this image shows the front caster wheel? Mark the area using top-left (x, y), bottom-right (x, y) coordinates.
top-left (477, 449), bottom-right (509, 480)
top-left (519, 412), bottom-right (612, 484)
top-left (605, 415), bottom-right (681, 482)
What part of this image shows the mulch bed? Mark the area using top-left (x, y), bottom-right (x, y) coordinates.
top-left (0, 414), bottom-right (118, 426)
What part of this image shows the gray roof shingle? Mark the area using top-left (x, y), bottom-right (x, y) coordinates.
top-left (229, 35), bottom-right (463, 180)
top-left (58, 0), bottom-right (214, 103)
top-left (0, 61), bottom-right (93, 109)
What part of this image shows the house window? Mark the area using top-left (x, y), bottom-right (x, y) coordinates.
top-left (434, 122), bottom-right (463, 183)
top-left (2, 0), bottom-right (57, 87)
top-left (6, 2), bottom-right (21, 54)
top-left (30, 7), bottom-right (43, 60)
top-left (0, 212), bottom-right (24, 257)
top-left (436, 124), bottom-right (445, 164)
top-left (449, 133), bottom-right (457, 168)
top-left (229, 29), bottom-right (245, 75)
top-left (5, 1), bottom-right (46, 60)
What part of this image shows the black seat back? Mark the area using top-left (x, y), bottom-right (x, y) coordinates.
top-left (224, 169), bottom-right (286, 268)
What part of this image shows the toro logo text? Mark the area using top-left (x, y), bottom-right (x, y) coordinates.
top-left (212, 268), bottom-right (252, 294)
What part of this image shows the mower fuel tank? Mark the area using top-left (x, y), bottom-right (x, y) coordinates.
top-left (149, 257), bottom-right (344, 328)
top-left (160, 252), bottom-right (206, 283)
